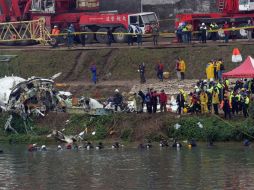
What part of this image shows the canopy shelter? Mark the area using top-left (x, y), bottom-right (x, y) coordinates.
top-left (223, 56), bottom-right (254, 79)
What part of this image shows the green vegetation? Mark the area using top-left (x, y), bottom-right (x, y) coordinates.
top-left (0, 112), bottom-right (253, 144)
top-left (167, 116), bottom-right (253, 142)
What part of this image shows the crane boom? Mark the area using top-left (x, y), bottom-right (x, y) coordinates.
top-left (219, 0), bottom-right (239, 14)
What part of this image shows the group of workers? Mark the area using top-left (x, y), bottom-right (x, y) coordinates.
top-left (176, 78), bottom-right (253, 119)
top-left (133, 88), bottom-right (168, 114)
top-left (205, 58), bottom-right (225, 81)
top-left (176, 20), bottom-right (253, 44)
top-left (50, 22), bottom-right (161, 47)
top-left (51, 24), bottom-right (76, 48)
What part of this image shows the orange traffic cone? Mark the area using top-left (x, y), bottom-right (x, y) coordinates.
top-left (232, 48), bottom-right (242, 63)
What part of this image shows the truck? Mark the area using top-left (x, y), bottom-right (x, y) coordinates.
top-left (175, 0), bottom-right (254, 39)
top-left (0, 0), bottom-right (158, 45)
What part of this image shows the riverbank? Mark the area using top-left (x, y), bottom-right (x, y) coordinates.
top-left (0, 44), bottom-right (254, 97)
top-left (0, 112), bottom-right (253, 144)
top-left (0, 44), bottom-right (254, 144)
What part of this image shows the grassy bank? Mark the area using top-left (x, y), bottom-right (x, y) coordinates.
top-left (0, 112), bottom-right (253, 144)
top-left (0, 44), bottom-right (254, 82)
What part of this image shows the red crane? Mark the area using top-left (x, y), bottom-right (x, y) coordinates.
top-left (0, 0), bottom-right (159, 45)
top-left (175, 0), bottom-right (254, 39)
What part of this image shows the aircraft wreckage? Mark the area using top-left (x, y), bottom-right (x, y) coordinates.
top-left (0, 74), bottom-right (62, 114)
top-left (0, 74), bottom-right (65, 133)
top-left (0, 74), bottom-right (107, 134)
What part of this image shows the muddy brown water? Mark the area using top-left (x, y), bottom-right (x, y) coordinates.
top-left (0, 143), bottom-right (254, 190)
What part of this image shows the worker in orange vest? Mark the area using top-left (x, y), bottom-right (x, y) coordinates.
top-left (52, 25), bottom-right (60, 35)
top-left (51, 25), bottom-right (60, 47)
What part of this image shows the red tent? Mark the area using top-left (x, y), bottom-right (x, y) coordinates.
top-left (223, 56), bottom-right (254, 78)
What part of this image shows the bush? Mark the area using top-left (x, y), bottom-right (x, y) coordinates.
top-left (120, 128), bottom-right (133, 141)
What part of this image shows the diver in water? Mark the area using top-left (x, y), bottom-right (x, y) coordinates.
top-left (172, 139), bottom-right (182, 148)
top-left (159, 140), bottom-right (169, 147)
top-left (96, 142), bottom-right (104, 150)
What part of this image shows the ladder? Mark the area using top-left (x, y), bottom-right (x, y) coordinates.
top-left (218, 0), bottom-right (225, 12)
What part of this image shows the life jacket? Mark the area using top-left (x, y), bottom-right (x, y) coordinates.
top-left (52, 28), bottom-right (60, 35)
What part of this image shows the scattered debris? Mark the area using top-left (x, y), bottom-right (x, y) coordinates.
top-left (197, 122), bottom-right (203, 129)
top-left (51, 130), bottom-right (77, 144)
top-left (4, 115), bottom-right (18, 134)
top-left (174, 123), bottom-right (181, 130)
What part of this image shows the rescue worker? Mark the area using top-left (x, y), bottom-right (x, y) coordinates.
top-left (186, 22), bottom-right (193, 43)
top-left (213, 60), bottom-right (218, 80)
top-left (231, 22), bottom-right (237, 41)
top-left (210, 22), bottom-right (218, 41)
top-left (51, 25), bottom-right (60, 48)
top-left (218, 59), bottom-right (225, 81)
top-left (200, 23), bottom-right (207, 43)
top-left (113, 89), bottom-right (123, 112)
top-left (221, 94), bottom-right (231, 119)
top-left (176, 89), bottom-right (185, 115)
top-left (145, 88), bottom-right (152, 114)
top-left (151, 90), bottom-right (158, 113)
top-left (107, 28), bottom-right (113, 46)
top-left (206, 60), bottom-right (215, 81)
top-left (242, 93), bottom-right (250, 118)
top-left (80, 26), bottom-right (88, 47)
top-left (176, 23), bottom-right (183, 43)
top-left (182, 23), bottom-right (188, 43)
top-left (179, 58), bottom-right (186, 80)
top-left (223, 21), bottom-right (230, 43)
top-left (138, 62), bottom-right (146, 83)
top-left (151, 22), bottom-right (159, 46)
top-left (135, 25), bottom-right (143, 46)
top-left (216, 59), bottom-right (221, 80)
top-left (190, 93), bottom-right (200, 114)
top-left (67, 24), bottom-right (75, 48)
top-left (200, 90), bottom-right (208, 114)
top-left (175, 58), bottom-right (181, 80)
top-left (156, 60), bottom-right (164, 82)
top-left (90, 63), bottom-right (97, 84)
top-left (159, 89), bottom-right (167, 112)
top-left (134, 92), bottom-right (143, 113)
top-left (231, 91), bottom-right (240, 115)
top-left (212, 88), bottom-right (220, 115)
top-left (246, 20), bottom-right (252, 41)
top-left (138, 90), bottom-right (145, 111)
top-left (127, 24), bottom-right (134, 46)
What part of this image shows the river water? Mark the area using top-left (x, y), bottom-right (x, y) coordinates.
top-left (0, 143), bottom-right (254, 190)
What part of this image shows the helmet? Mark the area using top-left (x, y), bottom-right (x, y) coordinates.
top-left (202, 23), bottom-right (205, 26)
top-left (54, 25), bottom-right (58, 28)
top-left (115, 89), bottom-right (119, 93)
